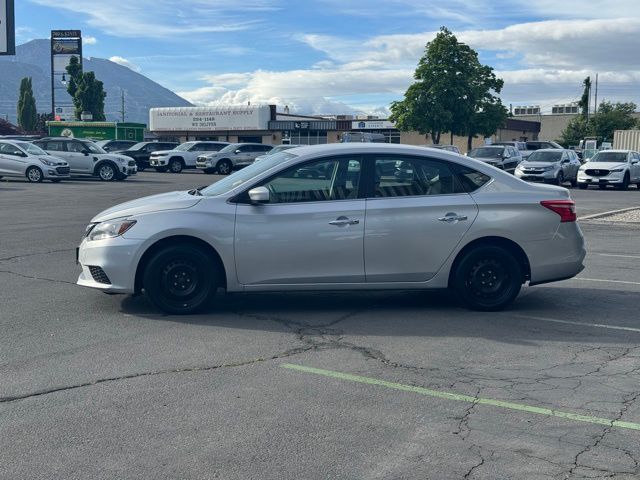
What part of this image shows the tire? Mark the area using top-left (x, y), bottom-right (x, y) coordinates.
top-left (451, 245), bottom-right (522, 311)
top-left (570, 177), bottom-right (578, 188)
top-left (25, 166), bottom-right (43, 183)
top-left (555, 171), bottom-right (564, 186)
top-left (169, 158), bottom-right (183, 173)
top-left (97, 163), bottom-right (116, 181)
top-left (216, 159), bottom-right (233, 175)
top-left (578, 183), bottom-right (588, 190)
top-left (155, 167), bottom-right (168, 173)
top-left (620, 173), bottom-right (630, 190)
top-left (143, 244), bottom-right (220, 315)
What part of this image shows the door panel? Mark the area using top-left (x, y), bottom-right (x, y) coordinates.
top-left (364, 155), bottom-right (478, 282)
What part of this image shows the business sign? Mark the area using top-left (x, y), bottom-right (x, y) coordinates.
top-left (149, 106), bottom-right (271, 132)
top-left (352, 120), bottom-right (395, 130)
top-left (51, 30), bottom-right (82, 117)
top-left (0, 0), bottom-right (15, 55)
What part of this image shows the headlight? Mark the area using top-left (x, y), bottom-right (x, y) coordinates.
top-left (610, 168), bottom-right (624, 172)
top-left (115, 157), bottom-right (126, 163)
top-left (87, 219), bottom-right (137, 241)
top-left (39, 158), bottom-right (57, 166)
top-left (542, 165), bottom-right (555, 171)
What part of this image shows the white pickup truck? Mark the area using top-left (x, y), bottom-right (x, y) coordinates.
top-left (149, 141), bottom-right (229, 173)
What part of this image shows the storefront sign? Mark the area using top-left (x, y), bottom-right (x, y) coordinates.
top-left (352, 120), bottom-right (395, 130)
top-left (150, 106), bottom-right (271, 132)
top-left (0, 0), bottom-right (15, 55)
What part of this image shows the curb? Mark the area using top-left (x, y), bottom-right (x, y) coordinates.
top-left (578, 206), bottom-right (640, 221)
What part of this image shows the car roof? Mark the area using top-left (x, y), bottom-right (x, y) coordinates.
top-left (595, 149), bottom-right (632, 153)
top-left (530, 148), bottom-right (567, 152)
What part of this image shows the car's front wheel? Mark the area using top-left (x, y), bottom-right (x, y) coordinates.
top-left (25, 166), bottom-right (43, 183)
top-left (451, 245), bottom-right (522, 311)
top-left (216, 159), bottom-right (233, 175)
top-left (169, 158), bottom-right (183, 173)
top-left (97, 163), bottom-right (116, 181)
top-left (142, 244), bottom-right (220, 314)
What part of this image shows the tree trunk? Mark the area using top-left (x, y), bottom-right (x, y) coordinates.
top-left (467, 135), bottom-right (474, 152)
top-left (432, 131), bottom-right (440, 144)
top-left (450, 131), bottom-right (453, 145)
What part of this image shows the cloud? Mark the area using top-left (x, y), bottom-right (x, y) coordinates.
top-left (83, 36), bottom-right (98, 45)
top-left (28, 0), bottom-right (279, 38)
top-left (109, 56), bottom-right (141, 72)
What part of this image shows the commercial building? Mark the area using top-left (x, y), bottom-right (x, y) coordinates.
top-left (47, 121), bottom-right (146, 141)
top-left (148, 104), bottom-right (541, 152)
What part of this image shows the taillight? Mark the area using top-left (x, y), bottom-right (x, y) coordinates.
top-left (540, 200), bottom-right (576, 223)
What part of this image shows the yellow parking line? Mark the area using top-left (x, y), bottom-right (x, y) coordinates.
top-left (281, 364), bottom-right (640, 432)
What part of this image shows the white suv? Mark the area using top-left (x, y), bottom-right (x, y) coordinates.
top-left (33, 138), bottom-right (137, 181)
top-left (149, 141), bottom-right (230, 173)
top-left (578, 150), bottom-right (640, 190)
top-left (0, 140), bottom-right (70, 182)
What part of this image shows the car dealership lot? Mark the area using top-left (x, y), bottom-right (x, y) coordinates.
top-left (1, 172), bottom-right (640, 479)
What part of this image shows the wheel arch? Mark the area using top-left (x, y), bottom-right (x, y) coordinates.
top-left (169, 156), bottom-right (185, 164)
top-left (448, 236), bottom-right (531, 287)
top-left (93, 159), bottom-right (118, 177)
top-left (134, 235), bottom-right (227, 294)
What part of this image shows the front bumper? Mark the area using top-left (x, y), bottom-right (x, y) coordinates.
top-left (515, 169), bottom-right (558, 182)
top-left (150, 158), bottom-right (168, 167)
top-left (196, 160), bottom-right (214, 170)
top-left (77, 236), bottom-right (142, 293)
top-left (42, 165), bottom-right (71, 179)
top-left (578, 172), bottom-right (625, 186)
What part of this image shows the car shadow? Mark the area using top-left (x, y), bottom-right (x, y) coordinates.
top-left (118, 285), bottom-right (640, 347)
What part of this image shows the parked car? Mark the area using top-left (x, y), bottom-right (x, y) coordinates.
top-left (254, 144), bottom-right (301, 162)
top-left (120, 141), bottom-right (179, 171)
top-left (340, 132), bottom-right (386, 143)
top-left (195, 143), bottom-right (273, 174)
top-left (0, 140), bottom-right (70, 183)
top-left (77, 143), bottom-right (585, 315)
top-left (577, 150), bottom-right (640, 190)
top-left (515, 149), bottom-right (581, 186)
top-left (526, 141), bottom-right (564, 152)
top-left (492, 141), bottom-right (528, 158)
top-left (32, 137), bottom-right (137, 181)
top-left (149, 141), bottom-right (230, 173)
top-left (94, 140), bottom-right (138, 153)
top-left (426, 145), bottom-right (461, 154)
top-left (467, 145), bottom-right (522, 173)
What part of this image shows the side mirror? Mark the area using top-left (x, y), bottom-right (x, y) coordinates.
top-left (248, 186), bottom-right (270, 203)
top-left (562, 158), bottom-right (570, 163)
top-left (235, 149), bottom-right (241, 154)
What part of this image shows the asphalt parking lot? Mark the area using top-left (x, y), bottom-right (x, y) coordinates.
top-left (1, 171), bottom-right (640, 479)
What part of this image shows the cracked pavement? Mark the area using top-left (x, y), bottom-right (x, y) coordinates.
top-left (1, 174), bottom-right (640, 479)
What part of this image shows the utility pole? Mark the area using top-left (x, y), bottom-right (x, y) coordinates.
top-left (119, 89), bottom-right (126, 122)
top-left (594, 73), bottom-right (599, 115)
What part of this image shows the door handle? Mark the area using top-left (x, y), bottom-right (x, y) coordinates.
top-left (329, 216), bottom-right (360, 227)
top-left (438, 213), bottom-right (468, 223)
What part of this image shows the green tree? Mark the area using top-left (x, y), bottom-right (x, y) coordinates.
top-left (390, 27), bottom-right (505, 146)
top-left (578, 76), bottom-right (591, 118)
top-left (558, 115), bottom-right (590, 147)
top-left (590, 101), bottom-right (637, 143)
top-left (35, 112), bottom-right (54, 135)
top-left (65, 56), bottom-right (107, 121)
top-left (465, 101), bottom-right (509, 150)
top-left (17, 77), bottom-right (37, 131)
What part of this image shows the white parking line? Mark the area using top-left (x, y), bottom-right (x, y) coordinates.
top-left (573, 277), bottom-right (640, 286)
top-left (513, 314), bottom-right (640, 333)
top-left (596, 253), bottom-right (640, 260)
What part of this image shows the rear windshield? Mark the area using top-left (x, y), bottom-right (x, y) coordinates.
top-left (468, 147), bottom-right (502, 158)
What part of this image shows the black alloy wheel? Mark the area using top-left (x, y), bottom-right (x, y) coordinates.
top-left (216, 159), bottom-right (233, 175)
top-left (452, 245), bottom-right (522, 311)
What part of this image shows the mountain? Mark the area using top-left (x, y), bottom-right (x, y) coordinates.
top-left (0, 39), bottom-right (192, 124)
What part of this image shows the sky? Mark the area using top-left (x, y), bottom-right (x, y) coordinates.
top-left (14, 0), bottom-right (640, 116)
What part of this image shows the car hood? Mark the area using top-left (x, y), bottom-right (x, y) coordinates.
top-left (91, 191), bottom-right (202, 223)
top-left (582, 162), bottom-right (626, 170)
top-left (41, 155), bottom-right (67, 165)
top-left (150, 150), bottom-right (175, 156)
top-left (520, 161), bottom-right (560, 168)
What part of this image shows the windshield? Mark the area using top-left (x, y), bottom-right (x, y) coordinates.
top-left (590, 152), bottom-right (628, 163)
top-left (217, 143), bottom-right (241, 153)
top-left (127, 142), bottom-right (147, 151)
top-left (201, 151), bottom-right (297, 196)
top-left (526, 151), bottom-right (563, 162)
top-left (94, 140), bottom-right (108, 147)
top-left (21, 143), bottom-right (48, 155)
top-left (469, 147), bottom-right (503, 158)
top-left (82, 142), bottom-right (107, 154)
top-left (174, 142), bottom-right (197, 151)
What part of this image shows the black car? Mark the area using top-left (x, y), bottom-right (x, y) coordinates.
top-left (121, 141), bottom-right (179, 170)
top-left (95, 139), bottom-right (138, 153)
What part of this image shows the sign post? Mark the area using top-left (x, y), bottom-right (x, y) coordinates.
top-left (0, 0), bottom-right (15, 56)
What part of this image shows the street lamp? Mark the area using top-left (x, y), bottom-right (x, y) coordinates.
top-left (61, 73), bottom-right (67, 86)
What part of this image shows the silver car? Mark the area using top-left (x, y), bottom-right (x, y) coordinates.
top-left (0, 140), bottom-right (70, 182)
top-left (515, 149), bottom-right (581, 186)
top-left (77, 144), bottom-right (585, 314)
top-left (195, 143), bottom-right (273, 174)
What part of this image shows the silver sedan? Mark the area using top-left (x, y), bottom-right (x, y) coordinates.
top-left (77, 144), bottom-right (585, 314)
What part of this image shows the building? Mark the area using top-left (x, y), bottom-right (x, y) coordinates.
top-left (147, 104), bottom-right (541, 153)
top-left (47, 121), bottom-right (146, 141)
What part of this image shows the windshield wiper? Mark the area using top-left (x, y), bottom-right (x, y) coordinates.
top-left (187, 185), bottom-right (208, 196)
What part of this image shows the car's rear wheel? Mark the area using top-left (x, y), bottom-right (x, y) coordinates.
top-left (451, 245), bottom-right (522, 311)
top-left (26, 166), bottom-right (43, 183)
top-left (169, 158), bottom-right (183, 173)
top-left (97, 163), bottom-right (116, 181)
top-left (143, 244), bottom-right (220, 315)
top-left (216, 159), bottom-right (233, 175)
